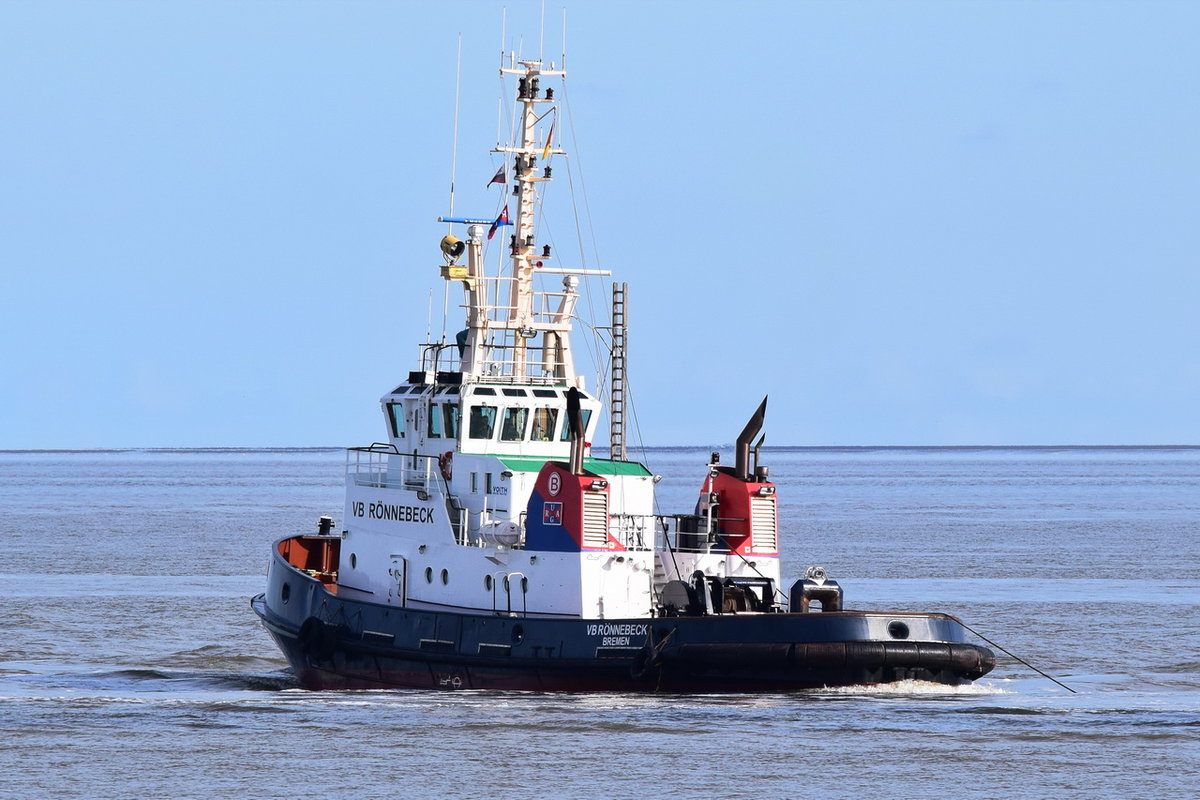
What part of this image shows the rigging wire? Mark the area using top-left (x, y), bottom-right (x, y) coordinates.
top-left (558, 77), bottom-right (650, 467)
top-left (559, 84), bottom-right (611, 398)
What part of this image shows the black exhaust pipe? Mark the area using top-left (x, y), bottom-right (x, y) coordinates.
top-left (735, 397), bottom-right (768, 482)
top-left (566, 387), bottom-right (586, 475)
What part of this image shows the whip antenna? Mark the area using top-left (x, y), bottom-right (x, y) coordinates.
top-left (447, 34), bottom-right (462, 221)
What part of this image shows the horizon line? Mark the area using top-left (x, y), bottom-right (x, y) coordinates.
top-left (3, 444), bottom-right (1199, 455)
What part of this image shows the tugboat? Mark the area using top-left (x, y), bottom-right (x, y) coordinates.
top-left (251, 50), bottom-right (995, 691)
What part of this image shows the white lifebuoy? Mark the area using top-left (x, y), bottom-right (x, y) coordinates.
top-left (438, 451), bottom-right (453, 481)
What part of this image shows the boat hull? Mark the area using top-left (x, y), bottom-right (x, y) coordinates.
top-left (252, 553), bottom-right (995, 692)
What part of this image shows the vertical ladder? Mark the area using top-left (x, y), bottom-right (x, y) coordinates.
top-left (610, 282), bottom-right (628, 461)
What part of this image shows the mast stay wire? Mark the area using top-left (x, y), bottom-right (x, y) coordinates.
top-left (497, 31), bottom-right (647, 475)
top-left (492, 32), bottom-right (629, 461)
top-left (559, 82), bottom-right (612, 400)
top-left (560, 81), bottom-right (655, 469)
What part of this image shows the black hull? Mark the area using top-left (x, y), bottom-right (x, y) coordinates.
top-left (252, 565), bottom-right (995, 692)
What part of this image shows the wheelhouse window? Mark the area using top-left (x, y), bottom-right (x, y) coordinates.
top-left (500, 408), bottom-right (529, 442)
top-left (388, 403), bottom-right (405, 438)
top-left (531, 407), bottom-right (558, 441)
top-left (468, 405), bottom-right (497, 439)
top-left (560, 408), bottom-right (593, 441)
top-left (442, 403), bottom-right (460, 439)
top-left (427, 403), bottom-right (442, 437)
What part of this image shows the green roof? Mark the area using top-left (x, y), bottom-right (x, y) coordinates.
top-left (498, 456), bottom-right (652, 477)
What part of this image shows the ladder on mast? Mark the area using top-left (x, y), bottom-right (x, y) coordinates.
top-left (609, 282), bottom-right (628, 461)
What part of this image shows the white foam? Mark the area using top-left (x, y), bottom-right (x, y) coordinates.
top-left (816, 678), bottom-right (1011, 696)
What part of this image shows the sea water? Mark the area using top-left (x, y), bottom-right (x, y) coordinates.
top-left (0, 447), bottom-right (1196, 799)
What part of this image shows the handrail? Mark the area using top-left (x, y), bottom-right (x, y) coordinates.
top-left (347, 441), bottom-right (402, 455)
top-left (654, 513), bottom-right (731, 554)
top-left (345, 448), bottom-right (449, 495)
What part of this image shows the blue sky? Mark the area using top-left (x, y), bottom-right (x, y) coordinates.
top-left (2, 0), bottom-right (1197, 448)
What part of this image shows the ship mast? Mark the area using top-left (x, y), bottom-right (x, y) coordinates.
top-left (440, 56), bottom-right (607, 389)
top-left (497, 58), bottom-right (560, 377)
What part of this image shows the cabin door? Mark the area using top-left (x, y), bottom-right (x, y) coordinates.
top-left (388, 557), bottom-right (407, 606)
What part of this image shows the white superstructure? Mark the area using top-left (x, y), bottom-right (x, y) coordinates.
top-left (330, 57), bottom-right (782, 622)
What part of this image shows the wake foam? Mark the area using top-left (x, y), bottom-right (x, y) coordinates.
top-left (815, 679), bottom-right (1010, 696)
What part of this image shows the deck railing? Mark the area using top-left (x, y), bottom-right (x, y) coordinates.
top-left (345, 445), bottom-right (449, 496)
top-left (654, 514), bottom-right (731, 554)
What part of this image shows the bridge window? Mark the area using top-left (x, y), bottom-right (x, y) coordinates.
top-left (388, 403), bottom-right (405, 438)
top-left (500, 408), bottom-right (529, 442)
top-left (531, 407), bottom-right (558, 441)
top-left (442, 403), bottom-right (460, 438)
top-left (560, 409), bottom-right (593, 441)
top-left (469, 405), bottom-right (497, 439)
top-left (427, 403), bottom-right (442, 437)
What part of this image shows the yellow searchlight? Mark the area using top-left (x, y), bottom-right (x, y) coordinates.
top-left (438, 235), bottom-right (470, 285)
top-left (439, 235), bottom-right (465, 263)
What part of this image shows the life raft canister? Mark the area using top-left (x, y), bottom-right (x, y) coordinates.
top-left (438, 451), bottom-right (453, 481)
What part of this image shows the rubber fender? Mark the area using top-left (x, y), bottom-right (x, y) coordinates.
top-left (843, 641), bottom-right (887, 669)
top-left (950, 643), bottom-right (996, 679)
top-left (915, 642), bottom-right (952, 667)
top-left (297, 617), bottom-right (337, 662)
top-left (668, 642), bottom-right (791, 668)
top-left (795, 642), bottom-right (849, 667)
top-left (880, 640), bottom-right (921, 665)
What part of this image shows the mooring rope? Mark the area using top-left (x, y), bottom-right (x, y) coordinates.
top-left (959, 620), bottom-right (1077, 693)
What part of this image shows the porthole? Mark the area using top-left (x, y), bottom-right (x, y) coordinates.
top-left (888, 620), bottom-right (910, 640)
top-left (484, 575), bottom-right (493, 591)
top-left (350, 553), bottom-right (357, 569)
top-left (441, 569), bottom-right (449, 585)
top-left (281, 582), bottom-right (291, 604)
top-left (425, 567), bottom-right (433, 583)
